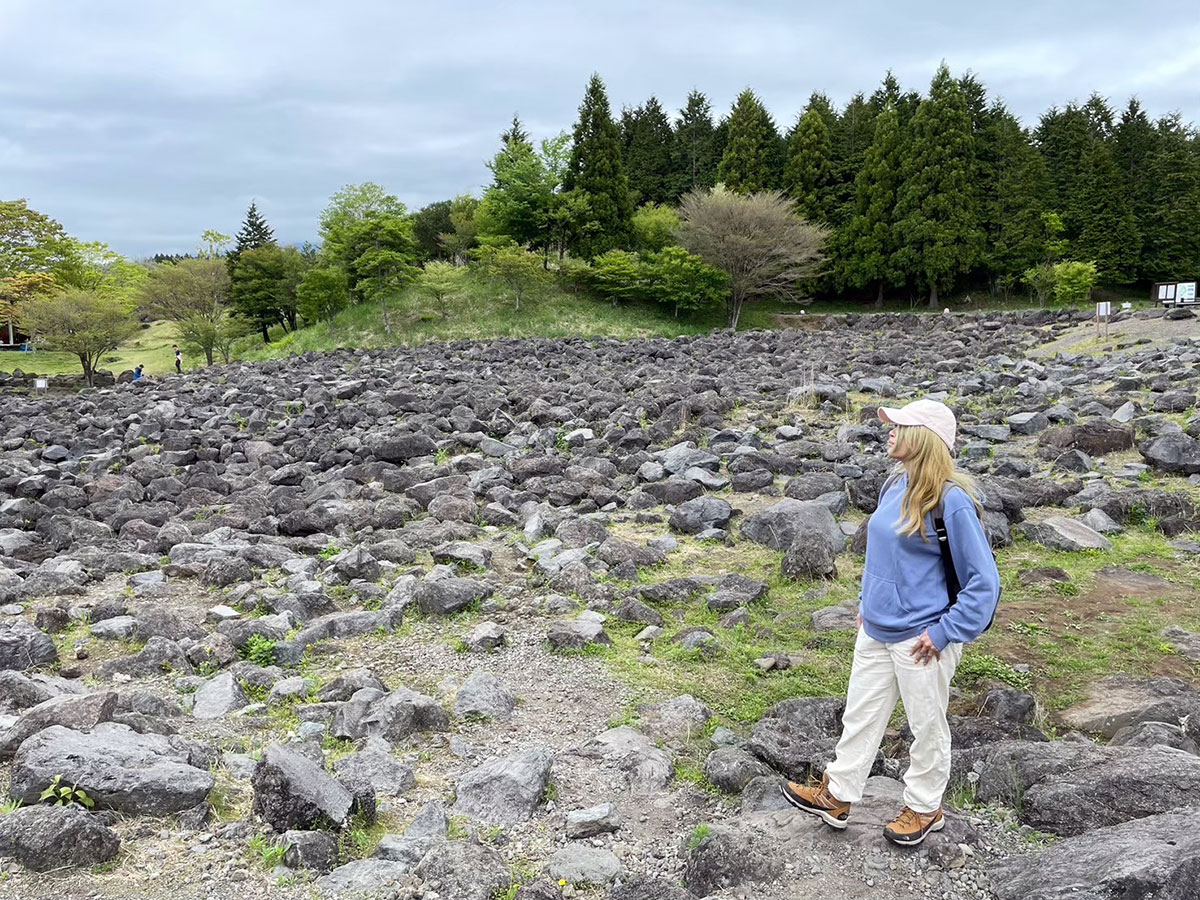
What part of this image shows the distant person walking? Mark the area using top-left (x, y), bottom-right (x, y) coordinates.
top-left (173, 345), bottom-right (182, 374)
top-left (781, 399), bottom-right (1000, 846)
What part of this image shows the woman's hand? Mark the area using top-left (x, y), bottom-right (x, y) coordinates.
top-left (909, 630), bottom-right (941, 666)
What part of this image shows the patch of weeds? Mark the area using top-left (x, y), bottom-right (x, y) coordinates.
top-left (542, 781), bottom-right (558, 804)
top-left (319, 542), bottom-right (341, 560)
top-left (240, 680), bottom-right (270, 703)
top-left (322, 735), bottom-right (358, 761)
top-left (39, 775), bottom-right (94, 808)
top-left (1051, 581), bottom-right (1080, 597)
top-left (481, 824), bottom-right (505, 845)
top-left (244, 633), bottom-right (277, 667)
top-left (447, 815), bottom-right (470, 840)
top-left (0, 798), bottom-right (21, 814)
top-left (248, 833), bottom-right (286, 869)
top-left (674, 759), bottom-right (718, 794)
top-left (955, 653), bottom-right (1032, 691)
top-left (91, 857), bottom-right (120, 875)
top-left (337, 814), bottom-right (384, 863)
top-left (687, 823), bottom-right (712, 852)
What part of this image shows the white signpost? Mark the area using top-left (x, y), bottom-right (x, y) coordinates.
top-left (1095, 301), bottom-right (1111, 339)
top-left (34, 377), bottom-right (48, 393)
top-left (1180, 282), bottom-right (1197, 302)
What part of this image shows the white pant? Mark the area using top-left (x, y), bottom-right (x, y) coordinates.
top-left (824, 628), bottom-right (962, 814)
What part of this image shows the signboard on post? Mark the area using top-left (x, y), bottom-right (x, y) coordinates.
top-left (34, 378), bottom-right (47, 393)
top-left (1157, 281), bottom-right (1197, 305)
top-left (1095, 301), bottom-right (1111, 339)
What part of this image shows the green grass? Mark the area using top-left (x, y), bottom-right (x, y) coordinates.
top-left (0, 319), bottom-right (183, 377)
top-left (247, 833), bottom-right (286, 869)
top-left (0, 275), bottom-right (1131, 381)
top-left (585, 511), bottom-right (1200, 732)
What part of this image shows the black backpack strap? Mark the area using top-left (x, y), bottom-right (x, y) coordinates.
top-left (934, 513), bottom-right (961, 608)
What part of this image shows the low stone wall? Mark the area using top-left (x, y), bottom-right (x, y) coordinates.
top-left (0, 368), bottom-right (118, 393)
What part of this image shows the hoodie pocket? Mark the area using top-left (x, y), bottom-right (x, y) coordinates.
top-left (860, 571), bottom-right (912, 630)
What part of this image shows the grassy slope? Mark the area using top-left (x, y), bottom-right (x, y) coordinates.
top-left (0, 319), bottom-right (184, 377)
top-left (0, 278), bottom-right (1151, 376)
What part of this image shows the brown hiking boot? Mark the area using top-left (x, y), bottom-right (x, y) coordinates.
top-left (883, 806), bottom-right (945, 846)
top-left (780, 774), bottom-right (851, 829)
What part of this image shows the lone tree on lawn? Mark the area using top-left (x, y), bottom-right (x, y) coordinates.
top-left (139, 257), bottom-right (243, 365)
top-left (18, 288), bottom-right (138, 386)
top-left (676, 186), bottom-right (827, 329)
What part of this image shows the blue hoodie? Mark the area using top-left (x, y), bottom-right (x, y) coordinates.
top-left (859, 474), bottom-right (1000, 651)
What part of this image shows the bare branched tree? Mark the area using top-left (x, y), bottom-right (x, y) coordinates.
top-left (676, 186), bottom-right (828, 329)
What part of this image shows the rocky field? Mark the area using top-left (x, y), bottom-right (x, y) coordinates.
top-left (1, 309), bottom-right (1200, 900)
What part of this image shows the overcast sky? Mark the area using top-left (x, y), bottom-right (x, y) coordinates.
top-left (2, 1), bottom-right (1196, 259)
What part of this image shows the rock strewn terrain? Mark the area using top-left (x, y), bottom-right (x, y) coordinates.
top-left (1, 309), bottom-right (1199, 899)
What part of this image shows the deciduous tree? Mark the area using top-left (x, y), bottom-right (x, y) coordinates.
top-left (677, 186), bottom-right (827, 329)
top-left (18, 289), bottom-right (138, 386)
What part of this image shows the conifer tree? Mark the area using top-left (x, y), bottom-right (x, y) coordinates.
top-left (227, 201), bottom-right (275, 275)
top-left (1035, 104), bottom-right (1094, 236)
top-left (1141, 113), bottom-right (1200, 279)
top-left (783, 106), bottom-right (836, 222)
top-left (835, 92), bottom-right (876, 216)
top-left (1114, 99), bottom-right (1158, 278)
top-left (837, 106), bottom-right (905, 306)
top-left (564, 74), bottom-right (634, 256)
top-left (893, 63), bottom-right (982, 307)
top-left (621, 96), bottom-right (674, 205)
top-left (990, 115), bottom-right (1051, 283)
top-left (717, 89), bottom-right (780, 194)
top-left (1073, 140), bottom-right (1141, 284)
top-left (671, 90), bottom-right (717, 197)
top-left (501, 114), bottom-right (532, 151)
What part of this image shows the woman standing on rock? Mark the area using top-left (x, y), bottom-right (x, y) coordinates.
top-left (782, 398), bottom-right (1001, 846)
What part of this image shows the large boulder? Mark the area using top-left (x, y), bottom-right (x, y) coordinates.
top-left (191, 671), bottom-right (249, 720)
top-left (9, 723), bottom-right (213, 814)
top-left (739, 500), bottom-right (841, 553)
top-left (1058, 675), bottom-right (1200, 740)
top-left (745, 698), bottom-right (847, 782)
top-left (683, 823), bottom-right (783, 896)
top-left (451, 747), bottom-right (554, 825)
top-left (1039, 421), bottom-right (1134, 457)
top-left (0, 691), bottom-right (118, 757)
top-left (1022, 516), bottom-right (1112, 552)
top-left (251, 744), bottom-right (354, 831)
top-left (411, 840), bottom-right (510, 900)
top-left (579, 727), bottom-right (673, 792)
top-left (1140, 432), bottom-right (1200, 475)
top-left (989, 807), bottom-right (1200, 900)
top-left (0, 805), bottom-right (121, 872)
top-left (415, 576), bottom-right (492, 615)
top-left (453, 669), bottom-right (517, 721)
top-left (669, 497), bottom-right (733, 535)
top-left (962, 739), bottom-right (1200, 835)
top-left (0, 621), bottom-right (57, 672)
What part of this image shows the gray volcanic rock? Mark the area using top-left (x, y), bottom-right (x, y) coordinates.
top-left (451, 747), bottom-right (554, 825)
top-left (961, 739), bottom-right (1200, 835)
top-left (989, 807), bottom-right (1200, 900)
top-left (9, 723), bottom-right (214, 814)
top-left (740, 499), bottom-right (841, 552)
top-left (251, 744), bottom-right (354, 831)
top-left (0, 621), bottom-right (57, 672)
top-left (0, 805), bottom-right (121, 872)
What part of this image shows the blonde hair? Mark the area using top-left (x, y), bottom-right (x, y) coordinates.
top-left (893, 425), bottom-right (983, 540)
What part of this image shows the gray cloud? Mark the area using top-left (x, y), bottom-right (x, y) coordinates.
top-left (2, 0), bottom-right (1195, 258)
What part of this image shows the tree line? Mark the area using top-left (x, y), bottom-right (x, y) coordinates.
top-left (3, 62), bottom-right (1197, 384)
top-left (437, 65), bottom-right (1197, 308)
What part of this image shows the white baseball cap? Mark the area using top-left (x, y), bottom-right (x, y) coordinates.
top-left (878, 399), bottom-right (956, 451)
